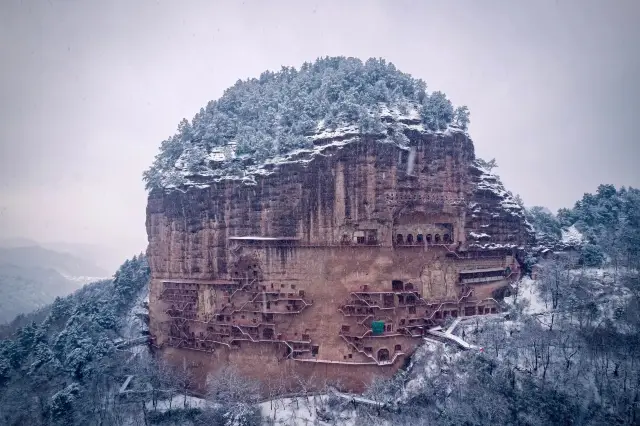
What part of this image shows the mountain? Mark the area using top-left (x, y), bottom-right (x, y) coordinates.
top-left (0, 245), bottom-right (111, 323)
top-left (0, 246), bottom-right (109, 278)
top-left (0, 264), bottom-right (78, 325)
top-left (39, 241), bottom-right (124, 274)
top-left (0, 238), bottom-right (132, 276)
top-left (0, 237), bottom-right (41, 248)
top-left (142, 56), bottom-right (535, 393)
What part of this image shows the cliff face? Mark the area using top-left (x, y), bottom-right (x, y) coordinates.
top-left (466, 166), bottom-right (535, 250)
top-left (146, 129), bottom-right (532, 393)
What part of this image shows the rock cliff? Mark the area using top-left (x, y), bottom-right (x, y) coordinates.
top-left (146, 130), bottom-right (532, 393)
top-left (144, 57), bottom-right (533, 393)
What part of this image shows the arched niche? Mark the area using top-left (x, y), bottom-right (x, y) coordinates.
top-left (392, 207), bottom-right (457, 245)
top-left (377, 348), bottom-right (390, 362)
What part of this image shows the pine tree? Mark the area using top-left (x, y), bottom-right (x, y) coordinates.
top-left (454, 105), bottom-right (471, 130)
top-left (477, 157), bottom-right (498, 173)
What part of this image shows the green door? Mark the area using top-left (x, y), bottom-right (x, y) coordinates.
top-left (371, 321), bottom-right (385, 335)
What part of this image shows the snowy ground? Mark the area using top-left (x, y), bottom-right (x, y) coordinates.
top-left (143, 393), bottom-right (359, 425)
top-left (457, 266), bottom-right (635, 357)
top-left (572, 267), bottom-right (633, 329)
top-left (400, 338), bottom-right (465, 403)
top-left (119, 284), bottom-right (149, 338)
top-left (145, 395), bottom-right (210, 412)
top-left (561, 224), bottom-right (584, 245)
top-left (510, 267), bottom-right (632, 320)
top-left (259, 395), bottom-right (357, 426)
top-left (504, 276), bottom-right (548, 315)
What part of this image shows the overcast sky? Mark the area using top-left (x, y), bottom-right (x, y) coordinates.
top-left (1, 0), bottom-right (639, 263)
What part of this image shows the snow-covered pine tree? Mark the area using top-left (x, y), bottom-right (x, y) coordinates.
top-left (454, 105), bottom-right (470, 130)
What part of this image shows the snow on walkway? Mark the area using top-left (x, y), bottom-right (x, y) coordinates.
top-left (331, 389), bottom-right (393, 410)
top-left (427, 327), bottom-right (478, 350)
top-left (446, 317), bottom-right (462, 334)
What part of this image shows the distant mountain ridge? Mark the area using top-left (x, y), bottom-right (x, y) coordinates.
top-left (0, 245), bottom-right (109, 278)
top-left (39, 241), bottom-right (125, 273)
top-left (0, 238), bottom-right (129, 273)
top-left (0, 244), bottom-right (111, 324)
top-left (0, 237), bottom-right (40, 248)
top-left (0, 264), bottom-right (78, 324)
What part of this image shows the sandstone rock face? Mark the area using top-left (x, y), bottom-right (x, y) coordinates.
top-left (146, 130), bottom-right (532, 393)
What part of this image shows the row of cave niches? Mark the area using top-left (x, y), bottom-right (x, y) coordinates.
top-left (395, 232), bottom-right (452, 245)
top-left (338, 227), bottom-right (455, 247)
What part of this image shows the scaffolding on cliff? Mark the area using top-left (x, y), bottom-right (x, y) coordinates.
top-left (159, 276), bottom-right (315, 361)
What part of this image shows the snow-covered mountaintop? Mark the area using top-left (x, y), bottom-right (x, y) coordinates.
top-left (157, 111), bottom-right (468, 191)
top-left (143, 56), bottom-right (471, 192)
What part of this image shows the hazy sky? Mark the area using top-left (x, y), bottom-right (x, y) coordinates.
top-left (1, 0), bottom-right (639, 262)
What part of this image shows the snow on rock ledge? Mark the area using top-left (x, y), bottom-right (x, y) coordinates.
top-left (561, 224), bottom-right (584, 246)
top-left (160, 107), bottom-right (468, 193)
top-left (464, 163), bottom-right (534, 251)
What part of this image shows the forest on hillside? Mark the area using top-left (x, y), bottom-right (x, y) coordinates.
top-left (526, 184), bottom-right (640, 269)
top-left (143, 57), bottom-right (470, 191)
top-left (0, 256), bottom-right (149, 425)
